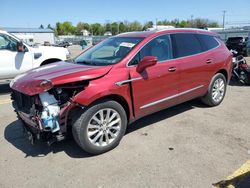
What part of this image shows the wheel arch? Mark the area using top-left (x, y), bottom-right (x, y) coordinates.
top-left (87, 94), bottom-right (130, 121)
top-left (216, 69), bottom-right (228, 82)
top-left (40, 58), bottom-right (62, 66)
top-left (68, 94), bottom-right (131, 126)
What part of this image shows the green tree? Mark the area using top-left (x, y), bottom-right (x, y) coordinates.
top-left (119, 22), bottom-right (126, 33)
top-left (129, 21), bottom-right (142, 31)
top-left (91, 23), bottom-right (104, 35)
top-left (61, 21), bottom-right (75, 35)
top-left (111, 22), bottom-right (119, 35)
top-left (54, 18), bottom-right (219, 36)
top-left (76, 22), bottom-right (84, 34)
top-left (179, 20), bottom-right (189, 28)
top-left (76, 22), bottom-right (91, 35)
top-left (208, 21), bottom-right (219, 28)
top-left (143, 21), bottom-right (154, 30)
top-left (105, 23), bottom-right (112, 32)
top-left (191, 18), bottom-right (219, 28)
top-left (55, 22), bottom-right (62, 35)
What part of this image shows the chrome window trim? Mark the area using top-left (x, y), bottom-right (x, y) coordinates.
top-left (140, 85), bottom-right (204, 109)
top-left (126, 32), bottom-right (221, 68)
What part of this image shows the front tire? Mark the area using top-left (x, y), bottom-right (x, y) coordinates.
top-left (201, 73), bottom-right (227, 107)
top-left (72, 100), bottom-right (127, 155)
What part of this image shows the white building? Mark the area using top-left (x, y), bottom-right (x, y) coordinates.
top-left (81, 29), bottom-right (90, 36)
top-left (104, 31), bottom-right (112, 36)
top-left (4, 27), bottom-right (55, 45)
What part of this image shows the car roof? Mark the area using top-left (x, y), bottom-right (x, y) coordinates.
top-left (0, 29), bottom-right (8, 34)
top-left (116, 28), bottom-right (217, 38)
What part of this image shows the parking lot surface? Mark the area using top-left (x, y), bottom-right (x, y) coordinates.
top-left (0, 56), bottom-right (249, 188)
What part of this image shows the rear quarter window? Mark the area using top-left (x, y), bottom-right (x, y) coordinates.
top-left (197, 34), bottom-right (219, 51)
top-left (171, 33), bottom-right (203, 58)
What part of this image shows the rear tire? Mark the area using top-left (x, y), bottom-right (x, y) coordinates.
top-left (201, 73), bottom-right (227, 107)
top-left (72, 100), bottom-right (127, 155)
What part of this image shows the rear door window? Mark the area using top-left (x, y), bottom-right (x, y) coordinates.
top-left (197, 34), bottom-right (219, 51)
top-left (171, 33), bottom-right (203, 58)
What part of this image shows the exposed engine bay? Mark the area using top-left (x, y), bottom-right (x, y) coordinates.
top-left (11, 81), bottom-right (88, 145)
top-left (39, 92), bottom-right (60, 133)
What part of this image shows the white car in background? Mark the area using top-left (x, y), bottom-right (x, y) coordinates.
top-left (0, 30), bottom-right (70, 82)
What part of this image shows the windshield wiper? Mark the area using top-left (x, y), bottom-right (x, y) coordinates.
top-left (76, 60), bottom-right (98, 66)
top-left (66, 58), bottom-right (74, 63)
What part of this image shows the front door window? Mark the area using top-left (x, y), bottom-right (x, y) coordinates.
top-left (0, 34), bottom-right (17, 51)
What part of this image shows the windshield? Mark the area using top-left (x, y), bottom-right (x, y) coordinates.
top-left (74, 37), bottom-right (144, 66)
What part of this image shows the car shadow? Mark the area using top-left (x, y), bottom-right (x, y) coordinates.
top-left (4, 120), bottom-right (92, 158)
top-left (4, 99), bottom-right (207, 158)
top-left (126, 99), bottom-right (206, 134)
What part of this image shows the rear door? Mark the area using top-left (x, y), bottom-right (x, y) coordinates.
top-left (128, 34), bottom-right (181, 117)
top-left (170, 33), bottom-right (213, 102)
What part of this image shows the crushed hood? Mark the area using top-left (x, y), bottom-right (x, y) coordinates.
top-left (10, 61), bottom-right (112, 95)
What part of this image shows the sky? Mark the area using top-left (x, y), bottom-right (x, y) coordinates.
top-left (1, 0), bottom-right (250, 28)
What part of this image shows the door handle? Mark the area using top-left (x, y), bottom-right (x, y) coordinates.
top-left (206, 59), bottom-right (213, 64)
top-left (168, 67), bottom-right (177, 72)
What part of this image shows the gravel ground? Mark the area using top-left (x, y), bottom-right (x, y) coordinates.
top-left (0, 54), bottom-right (249, 188)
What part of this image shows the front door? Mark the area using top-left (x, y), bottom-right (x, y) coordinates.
top-left (0, 34), bottom-right (33, 80)
top-left (128, 34), bottom-right (180, 118)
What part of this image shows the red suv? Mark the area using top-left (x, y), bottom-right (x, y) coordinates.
top-left (11, 29), bottom-right (232, 154)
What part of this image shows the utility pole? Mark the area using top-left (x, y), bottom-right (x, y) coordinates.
top-left (117, 22), bottom-right (120, 34)
top-left (191, 15), bottom-right (194, 27)
top-left (222, 10), bottom-right (226, 30)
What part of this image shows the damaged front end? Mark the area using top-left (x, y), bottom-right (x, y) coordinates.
top-left (11, 80), bottom-right (87, 145)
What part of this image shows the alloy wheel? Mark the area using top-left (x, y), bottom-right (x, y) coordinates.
top-left (87, 108), bottom-right (121, 147)
top-left (212, 78), bottom-right (225, 103)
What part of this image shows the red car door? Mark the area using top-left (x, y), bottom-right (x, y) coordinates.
top-left (128, 35), bottom-right (181, 118)
top-left (171, 33), bottom-right (215, 103)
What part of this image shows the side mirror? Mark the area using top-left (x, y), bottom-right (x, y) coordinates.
top-left (17, 42), bottom-right (25, 52)
top-left (136, 56), bottom-right (157, 73)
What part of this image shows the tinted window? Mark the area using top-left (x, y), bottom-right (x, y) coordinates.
top-left (129, 34), bottom-right (172, 65)
top-left (171, 33), bottom-right (202, 58)
top-left (197, 34), bottom-right (219, 50)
